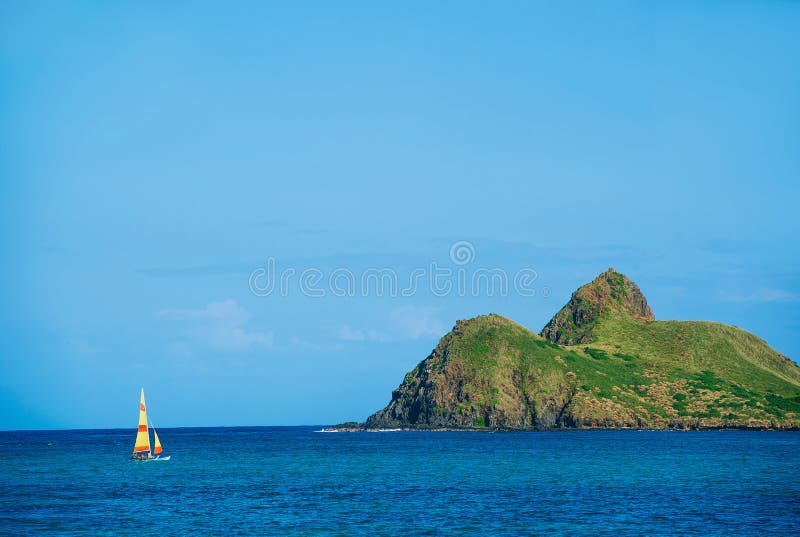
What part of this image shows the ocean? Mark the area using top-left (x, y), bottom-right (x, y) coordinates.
top-left (1, 428), bottom-right (799, 535)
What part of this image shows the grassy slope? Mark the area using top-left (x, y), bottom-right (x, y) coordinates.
top-left (585, 314), bottom-right (800, 425)
top-left (438, 313), bottom-right (800, 429)
top-left (443, 315), bottom-right (578, 413)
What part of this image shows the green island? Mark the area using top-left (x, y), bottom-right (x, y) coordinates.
top-left (335, 268), bottom-right (800, 430)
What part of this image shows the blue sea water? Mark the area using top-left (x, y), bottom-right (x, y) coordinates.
top-left (1, 428), bottom-right (799, 536)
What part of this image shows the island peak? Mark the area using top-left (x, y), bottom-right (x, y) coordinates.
top-left (540, 268), bottom-right (654, 345)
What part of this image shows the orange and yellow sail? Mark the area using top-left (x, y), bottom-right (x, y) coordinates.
top-left (132, 388), bottom-right (167, 458)
top-left (152, 425), bottom-right (163, 455)
top-left (133, 388), bottom-right (150, 453)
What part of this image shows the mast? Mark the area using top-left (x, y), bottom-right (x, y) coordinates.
top-left (132, 388), bottom-right (151, 455)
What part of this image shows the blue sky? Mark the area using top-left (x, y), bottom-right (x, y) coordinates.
top-left (2, 1), bottom-right (799, 430)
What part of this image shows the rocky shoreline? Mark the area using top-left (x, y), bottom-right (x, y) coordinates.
top-left (323, 423), bottom-right (800, 433)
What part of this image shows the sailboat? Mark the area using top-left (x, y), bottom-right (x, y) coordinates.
top-left (131, 388), bottom-right (171, 461)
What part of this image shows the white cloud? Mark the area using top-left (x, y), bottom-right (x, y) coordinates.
top-left (715, 288), bottom-right (800, 303)
top-left (158, 299), bottom-right (250, 323)
top-left (289, 336), bottom-right (345, 351)
top-left (337, 325), bottom-right (390, 342)
top-left (389, 305), bottom-right (446, 339)
top-left (158, 299), bottom-right (273, 353)
top-left (333, 305), bottom-right (446, 343)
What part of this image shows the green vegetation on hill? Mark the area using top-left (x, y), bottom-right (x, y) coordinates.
top-left (540, 267), bottom-right (653, 345)
top-left (354, 269), bottom-right (800, 431)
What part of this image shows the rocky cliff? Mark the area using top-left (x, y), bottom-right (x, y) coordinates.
top-left (540, 267), bottom-right (653, 345)
top-left (364, 315), bottom-right (579, 429)
top-left (341, 269), bottom-right (800, 431)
